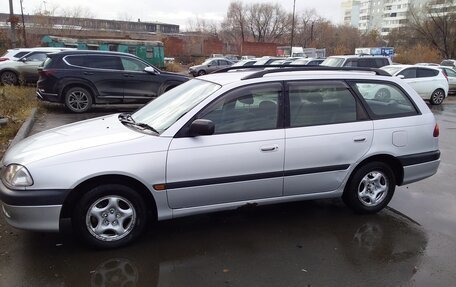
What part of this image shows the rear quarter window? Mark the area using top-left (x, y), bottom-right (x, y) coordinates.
top-left (417, 68), bottom-right (438, 78)
top-left (353, 82), bottom-right (418, 118)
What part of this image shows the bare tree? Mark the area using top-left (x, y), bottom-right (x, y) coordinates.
top-left (407, 0), bottom-right (456, 58)
top-left (186, 17), bottom-right (219, 35)
top-left (247, 3), bottom-right (290, 43)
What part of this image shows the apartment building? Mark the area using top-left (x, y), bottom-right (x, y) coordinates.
top-left (351, 0), bottom-right (430, 35)
top-left (341, 0), bottom-right (361, 27)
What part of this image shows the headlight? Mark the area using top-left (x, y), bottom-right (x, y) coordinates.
top-left (1, 164), bottom-right (34, 188)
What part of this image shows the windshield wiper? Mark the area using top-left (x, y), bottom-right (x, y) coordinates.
top-left (118, 113), bottom-right (159, 134)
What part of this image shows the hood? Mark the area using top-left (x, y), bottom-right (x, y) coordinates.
top-left (2, 114), bottom-right (145, 166)
top-left (159, 71), bottom-right (190, 82)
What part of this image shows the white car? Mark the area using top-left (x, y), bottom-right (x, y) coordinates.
top-left (0, 47), bottom-right (75, 63)
top-left (1, 67), bottom-right (440, 248)
top-left (381, 65), bottom-right (449, 105)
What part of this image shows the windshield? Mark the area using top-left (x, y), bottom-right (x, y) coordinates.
top-left (381, 66), bottom-right (403, 75)
top-left (132, 79), bottom-right (221, 134)
top-left (321, 57), bottom-right (345, 67)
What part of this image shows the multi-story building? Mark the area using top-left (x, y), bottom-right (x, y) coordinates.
top-left (355, 0), bottom-right (440, 35)
top-left (341, 0), bottom-right (361, 27)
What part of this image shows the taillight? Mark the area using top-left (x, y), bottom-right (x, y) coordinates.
top-left (38, 69), bottom-right (55, 78)
top-left (433, 123), bottom-right (440, 137)
top-left (0, 57), bottom-right (8, 62)
top-left (442, 70), bottom-right (449, 82)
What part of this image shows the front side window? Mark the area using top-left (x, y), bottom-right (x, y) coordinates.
top-left (26, 52), bottom-right (48, 62)
top-left (289, 81), bottom-right (357, 127)
top-left (398, 68), bottom-right (417, 79)
top-left (354, 82), bottom-right (418, 117)
top-left (199, 83), bottom-right (281, 134)
top-left (121, 57), bottom-right (148, 72)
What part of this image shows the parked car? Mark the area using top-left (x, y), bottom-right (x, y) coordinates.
top-left (188, 58), bottom-right (233, 77)
top-left (0, 47), bottom-right (74, 63)
top-left (321, 55), bottom-right (391, 68)
top-left (439, 66), bottom-right (456, 94)
top-left (1, 67), bottom-right (440, 248)
top-left (291, 58), bottom-right (325, 66)
top-left (253, 57), bottom-right (284, 66)
top-left (414, 63), bottom-right (439, 66)
top-left (36, 50), bottom-right (189, 113)
top-left (0, 48), bottom-right (73, 85)
top-left (381, 65), bottom-right (449, 105)
top-left (231, 59), bottom-right (258, 67)
top-left (440, 59), bottom-right (456, 69)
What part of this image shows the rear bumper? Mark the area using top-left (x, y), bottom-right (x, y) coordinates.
top-left (399, 150), bottom-right (440, 185)
top-left (36, 89), bottom-right (60, 103)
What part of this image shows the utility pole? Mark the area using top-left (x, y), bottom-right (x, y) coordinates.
top-left (290, 0), bottom-right (296, 57)
top-left (20, 0), bottom-right (27, 47)
top-left (9, 0), bottom-right (17, 48)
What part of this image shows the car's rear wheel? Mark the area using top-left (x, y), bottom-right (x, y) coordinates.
top-left (430, 89), bottom-right (445, 105)
top-left (0, 71), bottom-right (19, 85)
top-left (197, 70), bottom-right (206, 76)
top-left (73, 184), bottom-right (147, 249)
top-left (342, 162), bottom-right (395, 214)
top-left (64, 86), bottom-right (93, 113)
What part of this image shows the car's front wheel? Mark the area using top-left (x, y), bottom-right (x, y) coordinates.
top-left (0, 71), bottom-right (19, 85)
top-left (64, 86), bottom-right (93, 113)
top-left (197, 70), bottom-right (206, 76)
top-left (342, 162), bottom-right (395, 214)
top-left (72, 184), bottom-right (147, 248)
top-left (429, 89), bottom-right (445, 105)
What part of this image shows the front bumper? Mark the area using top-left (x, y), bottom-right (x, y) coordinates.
top-left (0, 179), bottom-right (69, 232)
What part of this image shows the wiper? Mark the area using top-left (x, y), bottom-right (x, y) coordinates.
top-left (118, 113), bottom-right (159, 134)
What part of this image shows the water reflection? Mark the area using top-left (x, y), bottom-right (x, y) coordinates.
top-left (0, 200), bottom-right (427, 287)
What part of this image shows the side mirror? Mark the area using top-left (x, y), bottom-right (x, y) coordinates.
top-left (396, 74), bottom-right (405, 79)
top-left (144, 66), bottom-right (160, 75)
top-left (189, 119), bottom-right (214, 136)
top-left (20, 57), bottom-right (28, 62)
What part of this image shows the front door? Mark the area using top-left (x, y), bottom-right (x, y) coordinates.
top-left (166, 83), bottom-right (285, 209)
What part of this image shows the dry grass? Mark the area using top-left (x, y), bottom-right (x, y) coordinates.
top-left (164, 62), bottom-right (188, 74)
top-left (0, 86), bottom-right (38, 156)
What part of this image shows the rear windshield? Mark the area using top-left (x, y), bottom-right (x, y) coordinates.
top-left (321, 57), bottom-right (345, 67)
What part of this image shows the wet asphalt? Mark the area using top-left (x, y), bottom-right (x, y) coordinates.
top-left (1, 99), bottom-right (456, 286)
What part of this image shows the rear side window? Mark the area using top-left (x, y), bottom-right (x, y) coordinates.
top-left (13, 51), bottom-right (28, 58)
top-left (417, 68), bottom-right (438, 78)
top-left (288, 81), bottom-right (358, 127)
top-left (444, 68), bottom-right (456, 77)
top-left (354, 82), bottom-right (418, 117)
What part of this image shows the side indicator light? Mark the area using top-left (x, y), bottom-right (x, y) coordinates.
top-left (153, 184), bottom-right (166, 191)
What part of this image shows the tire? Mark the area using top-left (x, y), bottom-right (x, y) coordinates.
top-left (64, 86), bottom-right (93, 113)
top-left (72, 184), bottom-right (147, 249)
top-left (197, 70), bottom-right (206, 76)
top-left (0, 71), bottom-right (19, 85)
top-left (429, 89), bottom-right (445, 105)
top-left (374, 88), bottom-right (391, 101)
top-left (342, 162), bottom-right (395, 214)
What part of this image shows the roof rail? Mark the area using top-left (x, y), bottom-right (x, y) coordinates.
top-left (213, 65), bottom-right (391, 79)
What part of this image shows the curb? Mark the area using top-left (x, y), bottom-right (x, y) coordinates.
top-left (9, 108), bottom-right (38, 147)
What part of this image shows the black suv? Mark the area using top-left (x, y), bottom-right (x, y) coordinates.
top-left (37, 51), bottom-right (189, 112)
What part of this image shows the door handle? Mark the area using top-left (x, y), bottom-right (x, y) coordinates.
top-left (261, 145), bottom-right (279, 152)
top-left (353, 137), bottom-right (366, 142)
top-left (83, 72), bottom-right (94, 75)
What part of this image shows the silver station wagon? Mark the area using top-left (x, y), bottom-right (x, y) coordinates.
top-left (0, 67), bottom-right (440, 248)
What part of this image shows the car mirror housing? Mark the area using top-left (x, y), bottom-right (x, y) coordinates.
top-left (396, 74), bottom-right (405, 79)
top-left (189, 119), bottom-right (215, 136)
top-left (144, 66), bottom-right (160, 75)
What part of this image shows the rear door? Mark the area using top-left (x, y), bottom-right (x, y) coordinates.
top-left (65, 55), bottom-right (125, 100)
top-left (19, 52), bottom-right (49, 82)
top-left (166, 83), bottom-right (285, 209)
top-left (284, 80), bottom-right (373, 196)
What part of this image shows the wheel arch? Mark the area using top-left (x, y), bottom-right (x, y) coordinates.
top-left (347, 154), bottom-right (404, 189)
top-left (59, 79), bottom-right (99, 102)
top-left (60, 174), bottom-right (158, 221)
top-left (0, 69), bottom-right (20, 84)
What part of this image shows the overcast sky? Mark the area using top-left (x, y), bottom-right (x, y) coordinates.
top-left (1, 0), bottom-right (343, 29)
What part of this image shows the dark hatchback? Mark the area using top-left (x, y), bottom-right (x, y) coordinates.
top-left (37, 50), bottom-right (189, 113)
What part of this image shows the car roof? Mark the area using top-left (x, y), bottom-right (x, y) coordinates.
top-left (386, 64), bottom-right (442, 71)
top-left (198, 68), bottom-right (393, 86)
top-left (49, 50), bottom-right (140, 57)
top-left (328, 55), bottom-right (389, 59)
